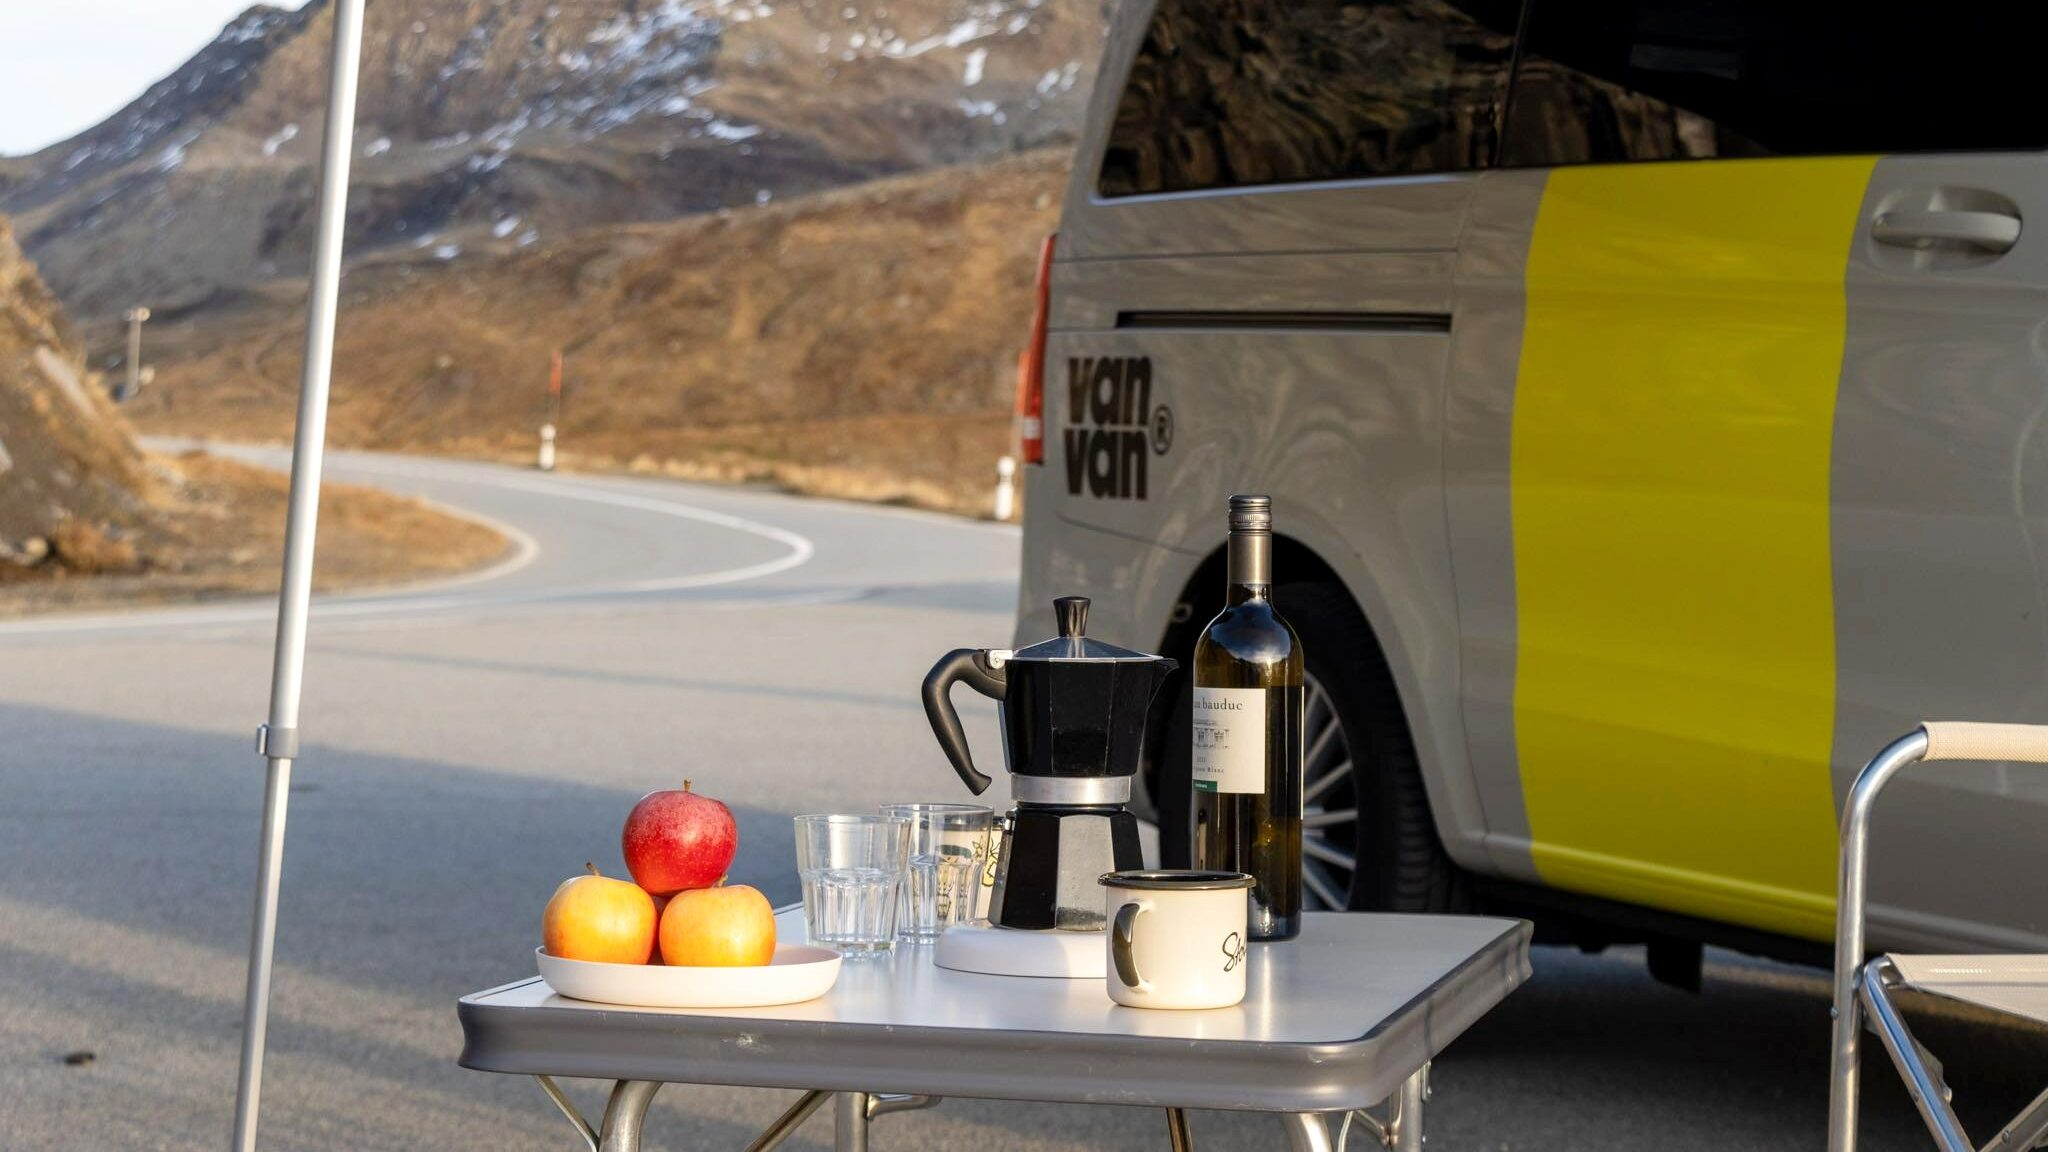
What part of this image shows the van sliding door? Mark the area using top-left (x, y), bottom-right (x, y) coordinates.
top-left (1445, 0), bottom-right (2048, 950)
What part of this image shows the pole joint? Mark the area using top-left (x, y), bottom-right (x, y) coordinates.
top-left (255, 724), bottom-right (300, 761)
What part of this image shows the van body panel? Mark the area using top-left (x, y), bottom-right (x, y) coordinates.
top-left (1445, 170), bottom-right (1543, 885)
top-left (1013, 475), bottom-right (1203, 660)
top-left (1060, 178), bottom-right (1478, 262)
top-left (1834, 154), bottom-right (2048, 948)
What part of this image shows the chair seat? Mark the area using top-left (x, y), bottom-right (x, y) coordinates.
top-left (1889, 954), bottom-right (2048, 1027)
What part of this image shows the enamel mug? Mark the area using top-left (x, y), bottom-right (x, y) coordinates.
top-left (1098, 870), bottom-right (1255, 1010)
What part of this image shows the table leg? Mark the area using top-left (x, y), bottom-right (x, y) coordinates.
top-left (597, 1080), bottom-right (662, 1152)
top-left (1166, 1107), bottom-right (1193, 1150)
top-left (835, 1091), bottom-right (871, 1152)
top-left (745, 1090), bottom-right (831, 1152)
top-left (1390, 1063), bottom-right (1429, 1152)
top-left (1280, 1113), bottom-right (1334, 1152)
top-left (532, 1075), bottom-right (598, 1152)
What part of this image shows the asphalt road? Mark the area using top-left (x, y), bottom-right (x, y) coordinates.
top-left (2, 447), bottom-right (2042, 1151)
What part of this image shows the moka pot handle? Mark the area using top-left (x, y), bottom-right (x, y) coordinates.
top-left (921, 648), bottom-right (1007, 795)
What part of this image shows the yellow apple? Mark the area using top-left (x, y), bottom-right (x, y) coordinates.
top-left (543, 863), bottom-right (656, 965)
top-left (659, 884), bottom-right (776, 966)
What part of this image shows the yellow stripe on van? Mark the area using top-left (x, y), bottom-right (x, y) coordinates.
top-left (1512, 158), bottom-right (1875, 940)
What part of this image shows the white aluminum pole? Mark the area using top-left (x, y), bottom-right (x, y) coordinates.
top-left (230, 0), bottom-right (366, 1148)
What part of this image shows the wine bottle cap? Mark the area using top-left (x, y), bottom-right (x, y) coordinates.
top-left (1228, 494), bottom-right (1272, 533)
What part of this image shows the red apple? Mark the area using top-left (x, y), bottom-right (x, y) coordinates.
top-left (622, 780), bottom-right (738, 896)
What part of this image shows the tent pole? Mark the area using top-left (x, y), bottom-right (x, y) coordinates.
top-left (231, 0), bottom-right (367, 1148)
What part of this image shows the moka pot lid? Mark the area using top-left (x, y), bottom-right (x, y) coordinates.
top-left (1007, 596), bottom-right (1171, 664)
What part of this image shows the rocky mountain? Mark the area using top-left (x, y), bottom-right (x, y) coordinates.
top-left (0, 0), bottom-right (1101, 321)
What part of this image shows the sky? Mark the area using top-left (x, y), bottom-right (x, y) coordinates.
top-left (0, 0), bottom-right (312, 157)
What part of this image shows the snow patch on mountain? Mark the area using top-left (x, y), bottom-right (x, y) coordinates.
top-left (153, 131), bottom-right (202, 173)
top-left (1035, 59), bottom-right (1081, 95)
top-left (956, 98), bottom-right (1004, 124)
top-left (260, 123), bottom-right (299, 157)
top-left (703, 120), bottom-right (761, 141)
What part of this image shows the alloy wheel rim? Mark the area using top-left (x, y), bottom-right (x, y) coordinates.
top-left (1301, 673), bottom-right (1358, 910)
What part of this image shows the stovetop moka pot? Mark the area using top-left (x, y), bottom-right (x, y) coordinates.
top-left (921, 596), bottom-right (1178, 930)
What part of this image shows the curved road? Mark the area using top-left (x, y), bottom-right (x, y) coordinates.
top-left (1, 448), bottom-right (2040, 1151)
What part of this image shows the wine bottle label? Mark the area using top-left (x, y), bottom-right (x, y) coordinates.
top-left (1191, 686), bottom-right (1267, 794)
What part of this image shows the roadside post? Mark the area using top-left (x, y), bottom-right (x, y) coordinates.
top-left (539, 348), bottom-right (563, 471)
top-left (231, 0), bottom-right (366, 1148)
top-left (120, 306), bottom-right (150, 401)
top-left (994, 455), bottom-right (1017, 521)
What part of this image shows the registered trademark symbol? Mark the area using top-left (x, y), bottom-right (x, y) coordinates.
top-left (1151, 405), bottom-right (1173, 455)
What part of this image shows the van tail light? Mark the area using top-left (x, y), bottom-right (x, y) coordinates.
top-left (1015, 233), bottom-right (1056, 466)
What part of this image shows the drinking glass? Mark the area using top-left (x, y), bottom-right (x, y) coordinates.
top-left (794, 814), bottom-right (910, 955)
top-left (880, 802), bottom-right (994, 942)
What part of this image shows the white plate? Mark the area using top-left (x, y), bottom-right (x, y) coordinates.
top-left (536, 944), bottom-right (842, 1008)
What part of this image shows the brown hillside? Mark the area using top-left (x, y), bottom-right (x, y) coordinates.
top-left (134, 149), bottom-right (1069, 514)
top-left (0, 214), bottom-right (504, 612)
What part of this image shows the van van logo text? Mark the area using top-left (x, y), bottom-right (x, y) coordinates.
top-left (1064, 356), bottom-right (1170, 500)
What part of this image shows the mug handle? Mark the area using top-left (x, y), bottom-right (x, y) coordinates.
top-left (1111, 900), bottom-right (1151, 992)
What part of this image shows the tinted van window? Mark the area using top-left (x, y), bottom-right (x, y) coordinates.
top-left (1098, 0), bottom-right (1519, 198)
top-left (1504, 0), bottom-right (2048, 167)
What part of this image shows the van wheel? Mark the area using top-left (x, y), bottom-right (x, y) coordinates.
top-left (1287, 583), bottom-right (1463, 912)
top-left (1156, 583), bottom-right (1461, 913)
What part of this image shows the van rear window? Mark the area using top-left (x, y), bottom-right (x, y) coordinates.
top-left (1097, 0), bottom-right (1519, 198)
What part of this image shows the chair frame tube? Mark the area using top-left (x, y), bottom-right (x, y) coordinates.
top-left (1829, 727), bottom-right (1929, 1152)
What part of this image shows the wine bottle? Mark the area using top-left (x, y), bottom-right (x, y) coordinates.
top-left (1191, 494), bottom-right (1304, 941)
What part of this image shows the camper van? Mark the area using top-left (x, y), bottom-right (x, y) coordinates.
top-left (1015, 0), bottom-right (2048, 977)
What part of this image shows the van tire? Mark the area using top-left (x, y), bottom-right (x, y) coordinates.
top-left (1156, 582), bottom-right (1462, 913)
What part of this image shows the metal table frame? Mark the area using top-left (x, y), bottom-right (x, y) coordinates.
top-left (460, 911), bottom-right (1529, 1151)
top-left (522, 1074), bottom-right (1427, 1152)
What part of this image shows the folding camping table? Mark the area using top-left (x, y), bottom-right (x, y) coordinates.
top-left (1830, 723), bottom-right (2048, 1152)
top-left (459, 908), bottom-right (1531, 1151)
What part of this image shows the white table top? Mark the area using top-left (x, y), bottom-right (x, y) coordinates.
top-left (459, 909), bottom-right (1530, 1113)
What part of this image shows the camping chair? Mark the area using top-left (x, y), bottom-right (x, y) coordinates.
top-left (1830, 723), bottom-right (2048, 1152)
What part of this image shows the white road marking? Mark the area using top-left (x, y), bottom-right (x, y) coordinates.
top-left (479, 471), bottom-right (815, 592)
top-left (328, 494), bottom-right (543, 597)
top-left (0, 456), bottom-right (818, 637)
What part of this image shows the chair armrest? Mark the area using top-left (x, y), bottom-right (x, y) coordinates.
top-left (1920, 721), bottom-right (2048, 764)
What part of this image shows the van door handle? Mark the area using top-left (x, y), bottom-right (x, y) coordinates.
top-left (1871, 209), bottom-right (2021, 253)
